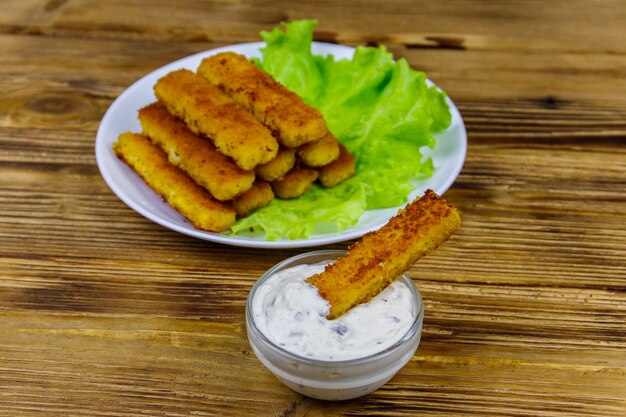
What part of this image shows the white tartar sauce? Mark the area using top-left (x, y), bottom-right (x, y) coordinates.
top-left (251, 262), bottom-right (416, 361)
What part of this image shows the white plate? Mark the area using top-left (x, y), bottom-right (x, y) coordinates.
top-left (96, 42), bottom-right (467, 249)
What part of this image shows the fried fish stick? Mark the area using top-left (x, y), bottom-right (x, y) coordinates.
top-left (317, 144), bottom-right (356, 187)
top-left (233, 181), bottom-right (274, 217)
top-left (298, 132), bottom-right (340, 167)
top-left (255, 148), bottom-right (296, 182)
top-left (113, 133), bottom-right (236, 232)
top-left (154, 69), bottom-right (278, 170)
top-left (138, 102), bottom-right (255, 201)
top-left (307, 190), bottom-right (461, 319)
top-left (198, 52), bottom-right (327, 148)
top-left (271, 167), bottom-right (318, 199)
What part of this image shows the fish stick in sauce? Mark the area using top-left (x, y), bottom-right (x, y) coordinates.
top-left (113, 133), bottom-right (236, 232)
top-left (198, 52), bottom-right (327, 148)
top-left (307, 190), bottom-right (461, 319)
top-left (138, 102), bottom-right (255, 201)
top-left (154, 69), bottom-right (278, 170)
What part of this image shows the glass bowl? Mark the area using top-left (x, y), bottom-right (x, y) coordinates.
top-left (245, 250), bottom-right (424, 400)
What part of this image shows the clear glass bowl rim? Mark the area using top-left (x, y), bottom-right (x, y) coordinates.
top-left (245, 249), bottom-right (424, 367)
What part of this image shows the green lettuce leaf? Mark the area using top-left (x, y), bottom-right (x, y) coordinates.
top-left (231, 180), bottom-right (366, 241)
top-left (232, 19), bottom-right (451, 240)
top-left (257, 19), bottom-right (323, 104)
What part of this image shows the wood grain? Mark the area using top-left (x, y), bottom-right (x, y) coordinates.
top-left (1, 1), bottom-right (625, 416)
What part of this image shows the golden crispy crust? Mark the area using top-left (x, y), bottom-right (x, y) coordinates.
top-left (198, 52), bottom-right (328, 148)
top-left (113, 132), bottom-right (236, 232)
top-left (306, 190), bottom-right (461, 319)
top-left (271, 166), bottom-right (319, 199)
top-left (139, 102), bottom-right (255, 201)
top-left (298, 131), bottom-right (340, 168)
top-left (154, 69), bottom-right (278, 170)
top-left (255, 147), bottom-right (296, 182)
top-left (317, 144), bottom-right (356, 187)
top-left (233, 181), bottom-right (274, 217)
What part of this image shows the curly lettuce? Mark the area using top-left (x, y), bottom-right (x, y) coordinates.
top-left (231, 19), bottom-right (451, 240)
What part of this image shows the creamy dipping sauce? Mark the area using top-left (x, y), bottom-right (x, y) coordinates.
top-left (251, 262), bottom-right (417, 361)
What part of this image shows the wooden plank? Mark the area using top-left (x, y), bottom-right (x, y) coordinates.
top-left (1, 35), bottom-right (625, 166)
top-left (0, 147), bottom-right (623, 415)
top-left (2, 0), bottom-right (626, 53)
top-left (0, 313), bottom-right (297, 416)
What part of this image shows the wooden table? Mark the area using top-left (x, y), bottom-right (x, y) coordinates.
top-left (2, 1), bottom-right (625, 415)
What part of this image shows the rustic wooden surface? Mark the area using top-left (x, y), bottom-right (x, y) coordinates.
top-left (1, 1), bottom-right (625, 416)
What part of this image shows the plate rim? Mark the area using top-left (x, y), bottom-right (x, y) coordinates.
top-left (95, 41), bottom-right (467, 249)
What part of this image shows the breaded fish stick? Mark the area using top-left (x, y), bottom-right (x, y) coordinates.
top-left (113, 133), bottom-right (236, 232)
top-left (317, 144), bottom-right (356, 187)
top-left (139, 102), bottom-right (255, 201)
top-left (271, 166), bottom-right (318, 199)
top-left (198, 52), bottom-right (328, 148)
top-left (233, 181), bottom-right (274, 217)
top-left (154, 69), bottom-right (278, 170)
top-left (307, 190), bottom-right (461, 319)
top-left (298, 132), bottom-right (340, 168)
top-left (255, 148), bottom-right (296, 182)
